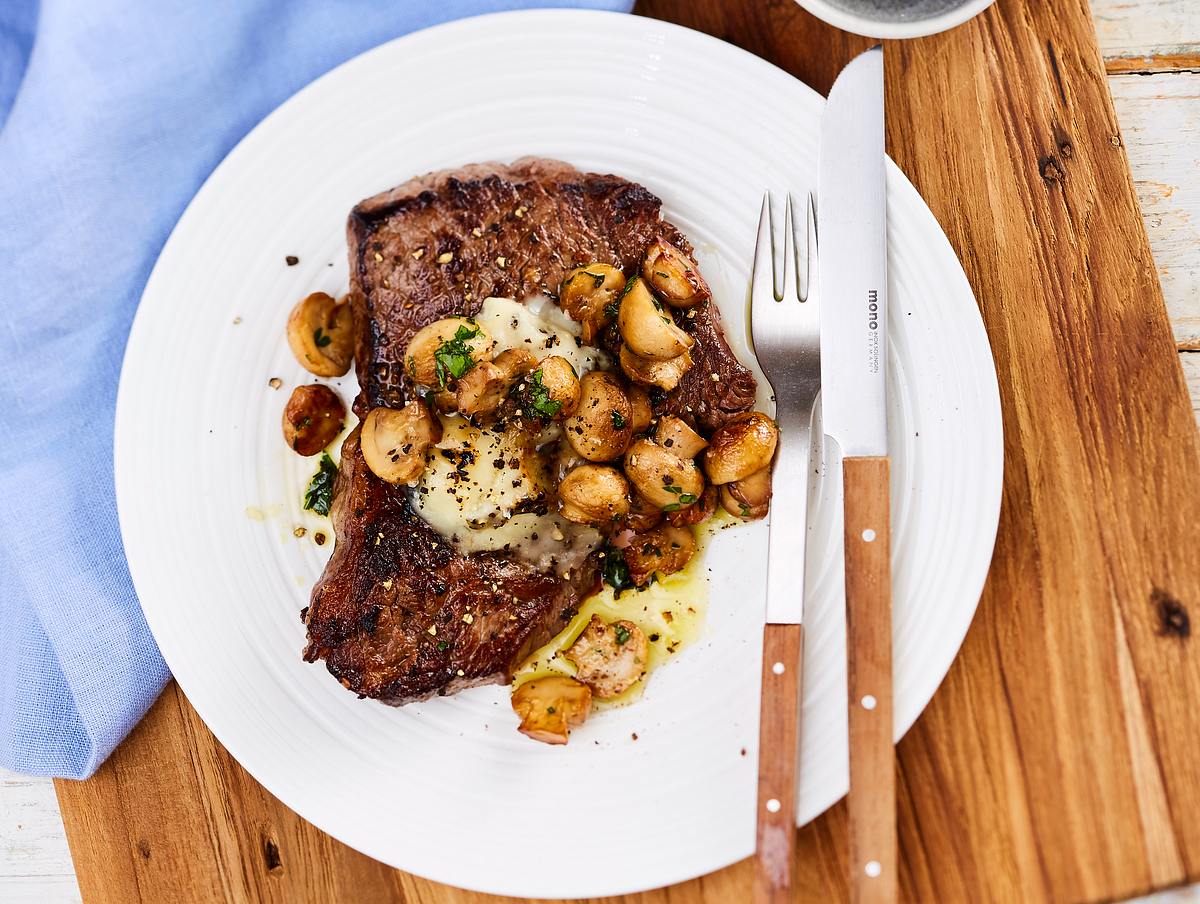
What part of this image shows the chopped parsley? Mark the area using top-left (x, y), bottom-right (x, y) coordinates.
top-left (581, 269), bottom-right (607, 288)
top-left (614, 624), bottom-right (631, 645)
top-left (313, 327), bottom-right (333, 348)
top-left (303, 452), bottom-right (337, 516)
top-left (661, 487), bottom-right (695, 513)
top-left (600, 544), bottom-right (635, 597)
top-left (524, 368), bottom-right (563, 419)
top-left (611, 410), bottom-right (627, 430)
top-left (436, 640), bottom-right (450, 651)
top-left (740, 503), bottom-right (751, 517)
top-left (432, 323), bottom-right (480, 387)
top-left (547, 706), bottom-right (557, 714)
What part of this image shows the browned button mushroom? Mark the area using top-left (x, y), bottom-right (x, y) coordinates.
top-left (529, 355), bottom-right (581, 419)
top-left (559, 264), bottom-right (625, 344)
top-left (564, 371), bottom-right (633, 462)
top-left (720, 466), bottom-right (773, 520)
top-left (617, 278), bottom-right (693, 361)
top-left (622, 524), bottom-right (698, 586)
top-left (666, 484), bottom-right (718, 527)
top-left (625, 491), bottom-right (664, 532)
top-left (564, 615), bottom-right (649, 698)
top-left (642, 238), bottom-right (711, 308)
top-left (511, 676), bottom-right (592, 745)
top-left (655, 414), bottom-right (708, 459)
top-left (431, 387), bottom-right (459, 414)
top-left (287, 292), bottom-right (354, 377)
top-left (558, 464), bottom-right (631, 525)
top-left (404, 317), bottom-right (496, 388)
top-left (360, 402), bottom-right (442, 484)
top-left (456, 347), bottom-right (537, 417)
top-left (627, 385), bottom-right (653, 435)
top-left (703, 412), bottom-right (779, 484)
top-left (619, 344), bottom-right (692, 391)
top-left (623, 439), bottom-right (705, 509)
top-left (282, 384), bottom-right (345, 456)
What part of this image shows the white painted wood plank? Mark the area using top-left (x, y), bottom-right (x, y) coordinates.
top-left (0, 768), bottom-right (76, 888)
top-left (1091, 0), bottom-right (1200, 62)
top-left (0, 878), bottom-right (84, 904)
top-left (1131, 886), bottom-right (1200, 903)
top-left (1180, 352), bottom-right (1200, 429)
top-left (1108, 72), bottom-right (1200, 348)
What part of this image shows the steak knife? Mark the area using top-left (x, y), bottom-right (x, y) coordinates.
top-left (818, 47), bottom-right (896, 904)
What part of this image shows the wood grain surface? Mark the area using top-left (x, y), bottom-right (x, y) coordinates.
top-left (50, 1), bottom-right (1200, 902)
top-left (842, 458), bottom-right (895, 904)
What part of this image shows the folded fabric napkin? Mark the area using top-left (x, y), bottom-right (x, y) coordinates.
top-left (0, 0), bottom-right (633, 780)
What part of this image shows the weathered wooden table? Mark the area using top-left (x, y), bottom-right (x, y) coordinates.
top-left (3, 1), bottom-right (1199, 901)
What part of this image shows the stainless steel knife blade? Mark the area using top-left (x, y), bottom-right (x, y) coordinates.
top-left (818, 46), bottom-right (887, 458)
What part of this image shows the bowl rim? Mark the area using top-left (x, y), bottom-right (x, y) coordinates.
top-left (794, 0), bottom-right (996, 39)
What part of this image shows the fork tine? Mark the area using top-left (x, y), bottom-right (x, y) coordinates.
top-left (752, 193), bottom-right (775, 304)
top-left (781, 193), bottom-right (798, 302)
top-left (801, 192), bottom-right (817, 303)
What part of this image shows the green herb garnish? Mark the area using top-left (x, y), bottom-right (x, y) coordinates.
top-left (303, 452), bottom-right (338, 516)
top-left (313, 327), bottom-right (333, 348)
top-left (524, 368), bottom-right (563, 419)
top-left (611, 410), bottom-right (627, 430)
top-left (547, 706), bottom-right (557, 714)
top-left (432, 323), bottom-right (480, 387)
top-left (678, 493), bottom-right (697, 505)
top-left (582, 270), bottom-right (607, 289)
top-left (614, 624), bottom-right (631, 645)
top-left (603, 299), bottom-right (620, 320)
top-left (600, 544), bottom-right (635, 598)
top-left (436, 640), bottom-right (450, 651)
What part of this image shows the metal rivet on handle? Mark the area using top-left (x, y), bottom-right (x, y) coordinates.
top-left (861, 694), bottom-right (877, 710)
top-left (862, 528), bottom-right (876, 542)
top-left (865, 861), bottom-right (882, 878)
top-left (766, 799), bottom-right (781, 813)
top-left (772, 662), bottom-right (785, 675)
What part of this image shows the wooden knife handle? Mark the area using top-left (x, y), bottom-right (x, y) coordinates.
top-left (843, 456), bottom-right (896, 904)
top-left (754, 621), bottom-right (803, 904)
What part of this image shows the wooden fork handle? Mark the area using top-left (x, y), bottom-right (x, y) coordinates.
top-left (844, 456), bottom-right (896, 904)
top-left (754, 621), bottom-right (803, 904)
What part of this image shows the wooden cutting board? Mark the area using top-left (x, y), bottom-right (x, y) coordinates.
top-left (55, 1), bottom-right (1200, 901)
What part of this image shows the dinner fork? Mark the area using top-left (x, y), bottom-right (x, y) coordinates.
top-left (750, 192), bottom-right (820, 904)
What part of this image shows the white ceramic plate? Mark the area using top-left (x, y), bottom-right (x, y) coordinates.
top-left (115, 10), bottom-right (1002, 899)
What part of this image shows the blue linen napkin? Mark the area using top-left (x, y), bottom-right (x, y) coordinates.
top-left (0, 0), bottom-right (633, 780)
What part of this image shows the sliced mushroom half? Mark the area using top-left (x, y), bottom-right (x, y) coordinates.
top-left (511, 676), bottom-right (592, 745)
top-left (287, 292), bottom-right (354, 377)
top-left (617, 278), bottom-right (693, 361)
top-left (642, 238), bottom-right (710, 308)
top-left (360, 401), bottom-right (442, 484)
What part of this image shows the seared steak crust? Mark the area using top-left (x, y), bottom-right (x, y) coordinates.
top-left (304, 158), bottom-right (755, 703)
top-left (304, 432), bottom-right (588, 701)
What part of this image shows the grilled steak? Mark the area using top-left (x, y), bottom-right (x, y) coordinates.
top-left (303, 158), bottom-right (756, 703)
